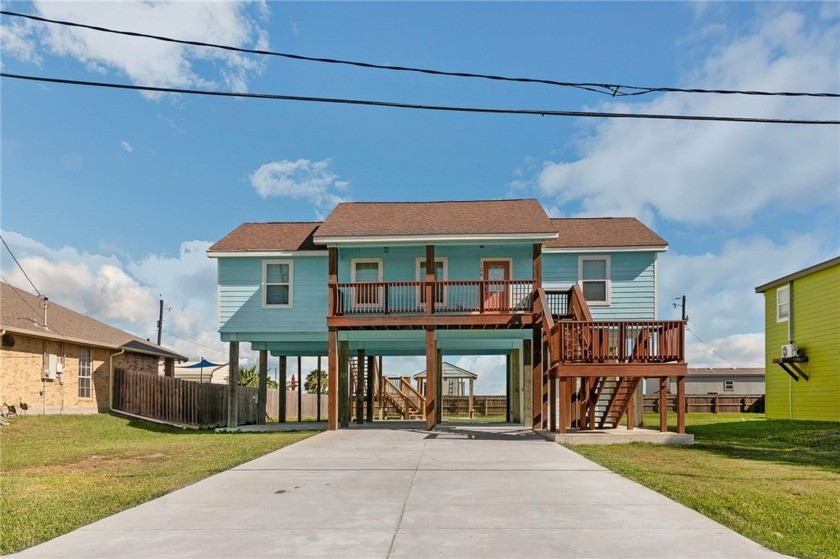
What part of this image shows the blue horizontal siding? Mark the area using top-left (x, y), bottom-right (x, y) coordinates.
top-left (542, 252), bottom-right (657, 320)
top-left (218, 256), bottom-right (328, 334)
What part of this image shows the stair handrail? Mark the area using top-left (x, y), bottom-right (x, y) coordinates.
top-left (567, 284), bottom-right (593, 322)
top-left (399, 380), bottom-right (426, 411)
top-left (382, 377), bottom-right (408, 417)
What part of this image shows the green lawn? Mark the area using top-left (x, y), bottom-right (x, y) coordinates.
top-left (0, 414), bottom-right (317, 555)
top-left (572, 413), bottom-right (840, 559)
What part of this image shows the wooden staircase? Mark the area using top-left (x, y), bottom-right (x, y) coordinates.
top-left (597, 377), bottom-right (641, 428)
top-left (349, 357), bottom-right (425, 421)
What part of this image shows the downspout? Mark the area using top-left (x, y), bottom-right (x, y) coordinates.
top-left (109, 348), bottom-right (126, 412)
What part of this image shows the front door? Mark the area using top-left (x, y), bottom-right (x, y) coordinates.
top-left (482, 260), bottom-right (510, 311)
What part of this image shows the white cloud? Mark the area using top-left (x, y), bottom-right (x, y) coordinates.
top-left (0, 230), bottom-right (231, 363)
top-left (5, 1), bottom-right (270, 98)
top-left (250, 158), bottom-right (351, 214)
top-left (120, 140), bottom-right (133, 153)
top-left (535, 8), bottom-right (839, 224)
top-left (658, 232), bottom-right (835, 368)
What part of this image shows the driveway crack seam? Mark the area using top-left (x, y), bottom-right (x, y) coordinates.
top-left (386, 439), bottom-right (425, 558)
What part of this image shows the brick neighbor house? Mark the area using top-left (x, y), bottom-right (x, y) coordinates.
top-left (1, 282), bottom-right (186, 415)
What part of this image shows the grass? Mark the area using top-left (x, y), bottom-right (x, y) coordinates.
top-left (572, 413), bottom-right (840, 559)
top-left (0, 414), bottom-right (317, 554)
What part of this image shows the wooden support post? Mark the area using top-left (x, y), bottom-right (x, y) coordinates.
top-left (338, 340), bottom-right (349, 428)
top-left (425, 245), bottom-right (435, 316)
top-left (557, 376), bottom-right (567, 434)
top-left (366, 355), bottom-right (375, 423)
top-left (523, 339), bottom-right (533, 427)
top-left (316, 355), bottom-right (322, 422)
top-left (279, 356), bottom-right (287, 423)
top-left (378, 356), bottom-right (385, 420)
top-left (468, 377), bottom-right (475, 419)
top-left (328, 247), bottom-right (338, 316)
top-left (532, 329), bottom-right (543, 429)
top-left (257, 349), bottom-right (268, 425)
top-left (626, 390), bottom-right (634, 431)
top-left (226, 341), bottom-right (239, 429)
top-left (327, 334), bottom-right (337, 429)
top-left (506, 353), bottom-right (512, 423)
top-left (355, 350), bottom-right (365, 424)
top-left (437, 350), bottom-right (443, 423)
top-left (659, 376), bottom-right (668, 433)
top-left (676, 376), bottom-right (686, 434)
top-left (511, 348), bottom-right (521, 424)
top-left (425, 328), bottom-right (437, 430)
top-left (549, 372), bottom-right (557, 432)
top-left (297, 356), bottom-right (303, 422)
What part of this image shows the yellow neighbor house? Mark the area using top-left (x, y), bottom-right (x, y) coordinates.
top-left (755, 256), bottom-right (840, 421)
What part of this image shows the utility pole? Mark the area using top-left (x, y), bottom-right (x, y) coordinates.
top-left (158, 297), bottom-right (164, 345)
top-left (673, 295), bottom-right (688, 321)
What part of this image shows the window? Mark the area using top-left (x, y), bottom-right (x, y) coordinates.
top-left (723, 379), bottom-right (735, 392)
top-left (417, 258), bottom-right (447, 306)
top-left (776, 285), bottom-right (789, 322)
top-left (351, 259), bottom-right (383, 306)
top-left (579, 256), bottom-right (610, 305)
top-left (79, 347), bottom-right (92, 398)
top-left (263, 260), bottom-right (293, 308)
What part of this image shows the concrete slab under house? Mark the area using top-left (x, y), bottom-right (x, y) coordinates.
top-left (209, 199), bottom-right (690, 442)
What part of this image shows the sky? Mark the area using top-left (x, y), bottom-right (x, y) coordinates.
top-left (1, 1), bottom-right (838, 394)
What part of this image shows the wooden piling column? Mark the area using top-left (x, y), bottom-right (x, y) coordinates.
top-left (676, 376), bottom-right (686, 434)
top-left (549, 372), bottom-right (557, 432)
top-left (366, 355), bottom-right (375, 423)
top-left (425, 328), bottom-right (437, 430)
top-left (316, 355), bottom-right (322, 422)
top-left (532, 329), bottom-right (543, 429)
top-left (257, 349), bottom-right (268, 425)
top-left (659, 377), bottom-right (668, 432)
top-left (523, 339), bottom-right (533, 427)
top-left (328, 332), bottom-right (338, 429)
top-left (511, 348), bottom-right (521, 424)
top-left (226, 341), bottom-right (239, 429)
top-left (339, 340), bottom-right (349, 428)
top-left (436, 349), bottom-right (443, 423)
top-left (355, 349), bottom-right (365, 424)
top-left (279, 355), bottom-right (287, 423)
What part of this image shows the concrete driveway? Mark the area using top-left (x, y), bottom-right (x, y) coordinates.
top-left (13, 424), bottom-right (787, 559)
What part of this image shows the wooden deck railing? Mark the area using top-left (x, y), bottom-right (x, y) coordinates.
top-left (556, 320), bottom-right (685, 364)
top-left (333, 280), bottom-right (534, 316)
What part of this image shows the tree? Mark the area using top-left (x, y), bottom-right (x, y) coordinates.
top-left (304, 369), bottom-right (328, 394)
top-left (238, 365), bottom-right (278, 388)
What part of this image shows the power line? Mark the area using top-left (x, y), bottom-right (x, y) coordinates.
top-left (686, 323), bottom-right (741, 369)
top-left (3, 9), bottom-right (838, 100)
top-left (162, 330), bottom-right (225, 356)
top-left (0, 234), bottom-right (42, 296)
top-left (3, 73), bottom-right (838, 125)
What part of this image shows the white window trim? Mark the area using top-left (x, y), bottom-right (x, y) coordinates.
top-left (415, 257), bottom-right (449, 307)
top-left (350, 258), bottom-right (384, 307)
top-left (776, 285), bottom-right (789, 323)
top-left (723, 379), bottom-right (735, 392)
top-left (262, 260), bottom-right (294, 309)
top-left (578, 255), bottom-right (611, 306)
top-left (79, 346), bottom-right (92, 400)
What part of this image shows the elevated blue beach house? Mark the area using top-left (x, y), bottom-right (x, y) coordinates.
top-left (209, 200), bottom-right (687, 432)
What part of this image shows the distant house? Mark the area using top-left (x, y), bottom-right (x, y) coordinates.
top-left (1, 282), bottom-right (186, 414)
top-left (755, 256), bottom-right (840, 421)
top-left (413, 361), bottom-right (478, 397)
top-left (644, 368), bottom-right (765, 396)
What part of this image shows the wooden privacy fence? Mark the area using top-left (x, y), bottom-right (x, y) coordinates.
top-left (442, 395), bottom-right (506, 416)
top-left (644, 394), bottom-right (765, 414)
top-left (113, 368), bottom-right (260, 428)
top-left (265, 389), bottom-right (329, 421)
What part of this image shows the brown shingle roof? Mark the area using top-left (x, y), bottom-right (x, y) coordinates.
top-left (313, 199), bottom-right (557, 240)
top-left (0, 282), bottom-right (186, 360)
top-left (544, 218), bottom-right (667, 249)
top-left (209, 222), bottom-right (323, 252)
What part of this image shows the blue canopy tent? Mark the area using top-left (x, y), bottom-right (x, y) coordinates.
top-left (177, 358), bottom-right (222, 383)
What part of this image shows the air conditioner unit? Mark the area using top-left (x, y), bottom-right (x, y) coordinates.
top-left (781, 343), bottom-right (799, 359)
